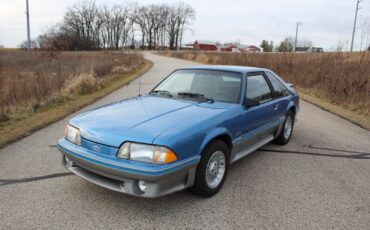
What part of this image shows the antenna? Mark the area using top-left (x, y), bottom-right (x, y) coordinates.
top-left (138, 52), bottom-right (143, 96)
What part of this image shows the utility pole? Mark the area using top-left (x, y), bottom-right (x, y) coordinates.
top-left (350, 0), bottom-right (362, 52)
top-left (26, 0), bottom-right (31, 51)
top-left (294, 22), bottom-right (302, 52)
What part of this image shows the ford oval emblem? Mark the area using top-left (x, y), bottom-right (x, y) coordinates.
top-left (92, 145), bottom-right (101, 152)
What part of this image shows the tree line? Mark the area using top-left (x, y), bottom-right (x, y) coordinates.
top-left (22, 1), bottom-right (195, 51)
top-left (260, 37), bottom-right (314, 52)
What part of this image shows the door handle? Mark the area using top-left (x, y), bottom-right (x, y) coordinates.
top-left (274, 104), bottom-right (279, 111)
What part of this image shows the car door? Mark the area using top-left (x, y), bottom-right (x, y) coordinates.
top-left (231, 72), bottom-right (280, 161)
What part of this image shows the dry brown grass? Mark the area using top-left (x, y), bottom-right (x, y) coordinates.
top-left (0, 50), bottom-right (150, 147)
top-left (0, 50), bottom-right (144, 120)
top-left (0, 60), bottom-right (152, 148)
top-left (164, 51), bottom-right (370, 118)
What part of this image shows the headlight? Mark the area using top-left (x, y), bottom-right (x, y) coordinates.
top-left (117, 142), bottom-right (177, 164)
top-left (65, 124), bottom-right (81, 146)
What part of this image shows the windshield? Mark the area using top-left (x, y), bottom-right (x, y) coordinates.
top-left (152, 69), bottom-right (242, 103)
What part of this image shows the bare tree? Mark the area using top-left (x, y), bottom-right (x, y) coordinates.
top-left (175, 3), bottom-right (195, 50)
top-left (166, 3), bottom-right (195, 50)
top-left (133, 5), bottom-right (148, 49)
top-left (63, 0), bottom-right (103, 50)
top-left (136, 4), bottom-right (165, 49)
top-left (166, 7), bottom-right (178, 50)
top-left (100, 5), bottom-right (112, 49)
top-left (100, 5), bottom-right (133, 50)
top-left (32, 1), bottom-right (195, 51)
top-left (150, 4), bottom-right (169, 50)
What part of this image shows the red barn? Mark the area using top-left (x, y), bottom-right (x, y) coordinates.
top-left (192, 40), bottom-right (218, 51)
top-left (219, 44), bottom-right (237, 52)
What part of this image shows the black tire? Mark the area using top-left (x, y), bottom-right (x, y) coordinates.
top-left (190, 140), bottom-right (229, 198)
top-left (274, 110), bottom-right (295, 145)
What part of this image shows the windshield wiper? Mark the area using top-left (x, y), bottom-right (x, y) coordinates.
top-left (150, 90), bottom-right (173, 97)
top-left (177, 92), bottom-right (214, 103)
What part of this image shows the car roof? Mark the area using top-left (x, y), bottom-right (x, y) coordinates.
top-left (177, 65), bottom-right (269, 74)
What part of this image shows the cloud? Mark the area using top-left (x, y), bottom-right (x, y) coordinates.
top-left (0, 0), bottom-right (369, 50)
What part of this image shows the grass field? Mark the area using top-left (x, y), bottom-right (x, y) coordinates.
top-left (0, 50), bottom-right (150, 147)
top-left (0, 50), bottom-right (144, 118)
top-left (163, 51), bottom-right (370, 129)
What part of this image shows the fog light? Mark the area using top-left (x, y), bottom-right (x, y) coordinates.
top-left (138, 180), bottom-right (146, 192)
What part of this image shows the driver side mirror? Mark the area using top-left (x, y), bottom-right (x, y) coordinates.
top-left (243, 98), bottom-right (260, 108)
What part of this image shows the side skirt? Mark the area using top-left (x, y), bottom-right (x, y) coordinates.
top-left (230, 135), bottom-right (275, 164)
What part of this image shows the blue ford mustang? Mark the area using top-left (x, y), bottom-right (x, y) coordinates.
top-left (58, 66), bottom-right (299, 198)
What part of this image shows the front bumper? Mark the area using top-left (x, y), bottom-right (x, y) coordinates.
top-left (58, 139), bottom-right (200, 198)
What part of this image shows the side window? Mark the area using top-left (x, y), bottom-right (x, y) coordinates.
top-left (246, 74), bottom-right (272, 103)
top-left (266, 72), bottom-right (290, 97)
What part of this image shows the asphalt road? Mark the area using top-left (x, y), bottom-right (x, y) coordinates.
top-left (1, 53), bottom-right (370, 230)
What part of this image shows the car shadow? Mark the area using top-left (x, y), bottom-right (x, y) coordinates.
top-left (258, 145), bottom-right (370, 160)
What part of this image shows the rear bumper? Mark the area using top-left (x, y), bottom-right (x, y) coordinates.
top-left (58, 139), bottom-right (200, 198)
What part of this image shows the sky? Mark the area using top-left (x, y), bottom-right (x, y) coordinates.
top-left (1, 0), bottom-right (370, 50)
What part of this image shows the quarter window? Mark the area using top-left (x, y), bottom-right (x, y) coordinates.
top-left (266, 72), bottom-right (290, 97)
top-left (246, 74), bottom-right (272, 103)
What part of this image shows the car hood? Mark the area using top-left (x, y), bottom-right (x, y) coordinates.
top-left (70, 96), bottom-right (229, 147)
